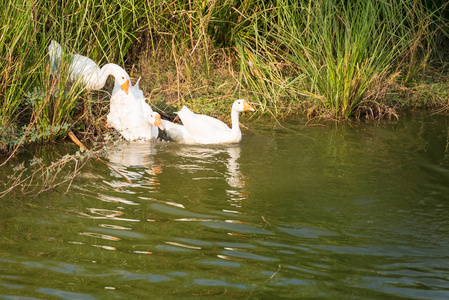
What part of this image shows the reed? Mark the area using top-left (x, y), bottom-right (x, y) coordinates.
top-left (0, 1), bottom-right (37, 145)
top-left (233, 0), bottom-right (440, 119)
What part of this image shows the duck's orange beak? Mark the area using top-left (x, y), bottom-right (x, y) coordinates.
top-left (121, 80), bottom-right (129, 95)
top-left (243, 100), bottom-right (255, 112)
top-left (154, 114), bottom-right (165, 131)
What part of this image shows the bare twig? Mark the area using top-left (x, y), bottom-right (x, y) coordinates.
top-left (265, 265), bottom-right (281, 283)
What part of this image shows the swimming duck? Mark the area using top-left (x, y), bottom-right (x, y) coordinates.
top-left (172, 99), bottom-right (254, 144)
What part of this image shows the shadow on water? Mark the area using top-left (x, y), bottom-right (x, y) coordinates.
top-left (1, 112), bottom-right (449, 298)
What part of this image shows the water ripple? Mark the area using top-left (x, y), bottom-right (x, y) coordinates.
top-left (221, 250), bottom-right (278, 262)
top-left (3, 115), bottom-right (449, 298)
top-left (36, 288), bottom-right (96, 300)
top-left (203, 221), bottom-right (274, 235)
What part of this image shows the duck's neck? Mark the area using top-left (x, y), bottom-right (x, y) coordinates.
top-left (96, 63), bottom-right (122, 88)
top-left (231, 109), bottom-right (241, 134)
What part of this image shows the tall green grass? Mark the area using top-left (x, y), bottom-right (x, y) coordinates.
top-left (139, 0), bottom-right (442, 118)
top-left (0, 0), bottom-right (142, 154)
top-left (0, 1), bottom-right (37, 136)
top-left (233, 0), bottom-right (440, 119)
top-left (0, 0), bottom-right (446, 154)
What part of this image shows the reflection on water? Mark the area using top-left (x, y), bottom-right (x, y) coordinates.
top-left (106, 141), bottom-right (161, 189)
top-left (1, 112), bottom-right (449, 298)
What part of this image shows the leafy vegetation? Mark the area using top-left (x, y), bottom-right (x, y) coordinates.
top-left (0, 0), bottom-right (448, 156)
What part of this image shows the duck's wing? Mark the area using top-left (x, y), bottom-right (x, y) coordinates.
top-left (177, 106), bottom-right (231, 144)
top-left (195, 114), bottom-right (230, 131)
top-left (178, 106), bottom-right (229, 130)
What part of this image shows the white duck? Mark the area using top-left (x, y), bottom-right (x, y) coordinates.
top-left (146, 114), bottom-right (195, 144)
top-left (173, 99), bottom-right (255, 144)
top-left (107, 80), bottom-right (163, 141)
top-left (48, 40), bottom-right (130, 94)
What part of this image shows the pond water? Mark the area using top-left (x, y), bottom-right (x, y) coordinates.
top-left (1, 112), bottom-right (449, 299)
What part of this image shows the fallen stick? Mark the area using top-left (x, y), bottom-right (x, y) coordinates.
top-left (68, 131), bottom-right (88, 151)
top-left (68, 131), bottom-right (132, 184)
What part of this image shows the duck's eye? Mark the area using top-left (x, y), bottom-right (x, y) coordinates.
top-left (238, 101), bottom-right (241, 104)
top-left (122, 76), bottom-right (125, 80)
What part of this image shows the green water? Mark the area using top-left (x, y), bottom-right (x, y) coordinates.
top-left (1, 112), bottom-right (449, 299)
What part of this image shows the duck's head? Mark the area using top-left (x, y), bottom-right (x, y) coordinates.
top-left (233, 99), bottom-right (255, 112)
top-left (147, 112), bottom-right (165, 131)
top-left (115, 68), bottom-right (131, 95)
